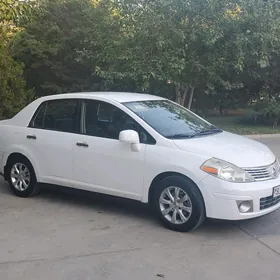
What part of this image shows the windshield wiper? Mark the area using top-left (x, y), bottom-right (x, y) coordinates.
top-left (194, 128), bottom-right (223, 136)
top-left (166, 128), bottom-right (222, 139)
top-left (166, 133), bottom-right (195, 139)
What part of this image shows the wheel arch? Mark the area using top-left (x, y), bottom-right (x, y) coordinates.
top-left (147, 171), bottom-right (205, 206)
top-left (4, 152), bottom-right (37, 181)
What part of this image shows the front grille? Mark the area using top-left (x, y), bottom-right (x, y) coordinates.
top-left (244, 160), bottom-right (280, 181)
top-left (260, 195), bottom-right (280, 210)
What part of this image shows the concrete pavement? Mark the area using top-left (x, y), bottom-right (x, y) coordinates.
top-left (0, 136), bottom-right (280, 280)
top-left (246, 133), bottom-right (280, 139)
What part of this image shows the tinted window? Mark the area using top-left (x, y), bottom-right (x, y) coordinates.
top-left (123, 100), bottom-right (221, 139)
top-left (97, 102), bottom-right (114, 122)
top-left (84, 100), bottom-right (155, 144)
top-left (30, 99), bottom-right (80, 133)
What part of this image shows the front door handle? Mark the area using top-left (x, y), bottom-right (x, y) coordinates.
top-left (27, 135), bottom-right (36, 140)
top-left (76, 142), bottom-right (89, 148)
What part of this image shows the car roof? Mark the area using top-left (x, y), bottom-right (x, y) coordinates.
top-left (38, 92), bottom-right (166, 103)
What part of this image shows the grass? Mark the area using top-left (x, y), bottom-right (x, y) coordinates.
top-left (206, 116), bottom-right (280, 135)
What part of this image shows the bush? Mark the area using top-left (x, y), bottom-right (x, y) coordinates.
top-left (238, 101), bottom-right (280, 127)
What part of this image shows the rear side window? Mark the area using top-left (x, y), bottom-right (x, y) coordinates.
top-left (29, 99), bottom-right (80, 133)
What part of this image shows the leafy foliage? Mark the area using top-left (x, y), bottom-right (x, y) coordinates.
top-left (252, 100), bottom-right (280, 128)
top-left (0, 27), bottom-right (33, 119)
top-left (78, 0), bottom-right (280, 107)
top-left (11, 0), bottom-right (105, 96)
top-left (0, 0), bottom-right (35, 24)
top-left (1, 0), bottom-right (280, 123)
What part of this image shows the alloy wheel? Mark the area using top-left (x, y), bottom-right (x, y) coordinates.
top-left (10, 163), bottom-right (31, 191)
top-left (159, 186), bottom-right (192, 225)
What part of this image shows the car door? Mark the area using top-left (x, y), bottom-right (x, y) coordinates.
top-left (72, 99), bottom-right (154, 200)
top-left (25, 98), bottom-right (81, 184)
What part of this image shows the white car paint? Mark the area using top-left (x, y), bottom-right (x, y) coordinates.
top-left (173, 131), bottom-right (275, 167)
top-left (71, 134), bottom-right (146, 200)
top-left (0, 92), bottom-right (280, 221)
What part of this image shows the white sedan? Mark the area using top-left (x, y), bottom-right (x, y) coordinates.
top-left (0, 92), bottom-right (280, 232)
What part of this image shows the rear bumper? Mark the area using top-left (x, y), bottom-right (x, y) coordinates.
top-left (198, 175), bottom-right (280, 220)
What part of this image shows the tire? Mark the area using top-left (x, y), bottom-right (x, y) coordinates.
top-left (152, 175), bottom-right (205, 232)
top-left (6, 156), bottom-right (40, 197)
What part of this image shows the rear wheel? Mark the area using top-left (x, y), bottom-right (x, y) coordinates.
top-left (7, 156), bottom-right (40, 197)
top-left (153, 175), bottom-right (205, 232)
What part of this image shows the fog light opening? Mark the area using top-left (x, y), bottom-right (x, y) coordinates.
top-left (237, 200), bottom-right (253, 213)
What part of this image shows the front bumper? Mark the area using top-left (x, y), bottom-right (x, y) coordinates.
top-left (198, 175), bottom-right (280, 220)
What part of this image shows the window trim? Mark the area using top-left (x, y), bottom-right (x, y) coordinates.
top-left (28, 98), bottom-right (82, 134)
top-left (28, 97), bottom-right (157, 144)
top-left (81, 99), bottom-right (156, 145)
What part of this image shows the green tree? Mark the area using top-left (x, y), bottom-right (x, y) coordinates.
top-left (0, 27), bottom-right (33, 119)
top-left (0, 0), bottom-right (35, 24)
top-left (9, 0), bottom-right (280, 115)
top-left (83, 0), bottom-right (280, 109)
top-left (0, 0), bottom-right (34, 119)
top-left (11, 0), bottom-right (106, 96)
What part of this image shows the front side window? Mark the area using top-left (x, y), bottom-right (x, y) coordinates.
top-left (123, 100), bottom-right (222, 139)
top-left (84, 100), bottom-right (155, 144)
top-left (30, 99), bottom-right (80, 133)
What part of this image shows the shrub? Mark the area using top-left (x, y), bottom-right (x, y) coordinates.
top-left (238, 101), bottom-right (280, 127)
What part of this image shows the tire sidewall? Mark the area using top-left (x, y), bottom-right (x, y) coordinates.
top-left (153, 175), bottom-right (205, 232)
top-left (7, 157), bottom-right (38, 197)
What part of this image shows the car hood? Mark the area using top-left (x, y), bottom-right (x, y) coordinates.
top-left (173, 131), bottom-right (275, 168)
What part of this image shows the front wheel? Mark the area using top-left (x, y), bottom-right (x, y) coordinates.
top-left (7, 157), bottom-right (40, 197)
top-left (153, 175), bottom-right (205, 232)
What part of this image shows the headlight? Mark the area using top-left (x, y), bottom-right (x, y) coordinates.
top-left (200, 158), bottom-right (254, 183)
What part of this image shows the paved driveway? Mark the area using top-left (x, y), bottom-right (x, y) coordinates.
top-left (1, 137), bottom-right (280, 280)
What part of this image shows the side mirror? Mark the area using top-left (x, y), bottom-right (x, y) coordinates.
top-left (119, 130), bottom-right (140, 152)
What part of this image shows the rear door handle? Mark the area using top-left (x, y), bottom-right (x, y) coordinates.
top-left (76, 142), bottom-right (89, 148)
top-left (27, 135), bottom-right (36, 140)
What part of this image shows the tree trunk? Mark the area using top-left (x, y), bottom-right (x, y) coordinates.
top-left (181, 87), bottom-right (188, 106)
top-left (175, 84), bottom-right (181, 104)
top-left (175, 84), bottom-right (191, 106)
top-left (187, 86), bottom-right (195, 109)
top-left (273, 118), bottom-right (278, 128)
top-left (219, 99), bottom-right (224, 116)
top-left (175, 94), bottom-right (181, 104)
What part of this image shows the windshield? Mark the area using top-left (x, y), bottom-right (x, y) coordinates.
top-left (123, 100), bottom-right (222, 139)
